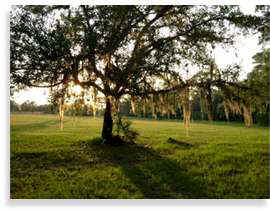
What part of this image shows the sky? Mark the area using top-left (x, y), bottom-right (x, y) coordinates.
top-left (12, 4), bottom-right (263, 105)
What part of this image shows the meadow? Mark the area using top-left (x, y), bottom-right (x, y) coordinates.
top-left (10, 114), bottom-right (270, 199)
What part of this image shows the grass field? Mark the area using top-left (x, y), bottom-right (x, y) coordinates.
top-left (10, 114), bottom-right (270, 199)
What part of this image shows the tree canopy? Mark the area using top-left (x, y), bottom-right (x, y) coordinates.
top-left (10, 5), bottom-right (265, 141)
top-left (11, 6), bottom-right (262, 93)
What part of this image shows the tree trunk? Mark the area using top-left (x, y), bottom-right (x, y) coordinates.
top-left (151, 94), bottom-right (157, 119)
top-left (207, 61), bottom-right (214, 122)
top-left (130, 96), bottom-right (137, 115)
top-left (182, 87), bottom-right (191, 136)
top-left (92, 87), bottom-right (98, 119)
top-left (206, 106), bottom-right (213, 121)
top-left (243, 104), bottom-right (253, 128)
top-left (93, 107), bottom-right (97, 119)
top-left (205, 91), bottom-right (213, 122)
top-left (224, 102), bottom-right (230, 123)
top-left (102, 97), bottom-right (113, 142)
top-left (58, 99), bottom-right (64, 130)
top-left (113, 97), bottom-right (120, 115)
top-left (143, 98), bottom-right (147, 118)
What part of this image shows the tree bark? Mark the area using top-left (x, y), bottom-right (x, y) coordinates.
top-left (102, 97), bottom-right (113, 141)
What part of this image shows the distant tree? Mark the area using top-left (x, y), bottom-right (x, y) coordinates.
top-left (248, 48), bottom-right (270, 103)
top-left (256, 5), bottom-right (270, 45)
top-left (20, 100), bottom-right (37, 112)
top-left (10, 100), bottom-right (20, 112)
top-left (49, 84), bottom-right (70, 130)
top-left (246, 48), bottom-right (270, 125)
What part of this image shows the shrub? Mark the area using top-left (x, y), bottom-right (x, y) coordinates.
top-left (113, 115), bottom-right (139, 143)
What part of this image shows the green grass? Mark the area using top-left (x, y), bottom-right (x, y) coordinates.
top-left (10, 114), bottom-right (270, 199)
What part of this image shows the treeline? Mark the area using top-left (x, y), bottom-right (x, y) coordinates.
top-left (118, 91), bottom-right (269, 126)
top-left (10, 99), bottom-right (105, 117)
top-left (10, 100), bottom-right (55, 114)
top-left (11, 92), bottom-right (269, 126)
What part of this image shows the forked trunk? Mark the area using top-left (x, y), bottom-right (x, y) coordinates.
top-left (102, 97), bottom-right (113, 142)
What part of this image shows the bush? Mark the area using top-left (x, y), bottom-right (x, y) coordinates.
top-left (256, 112), bottom-right (270, 126)
top-left (113, 115), bottom-right (139, 143)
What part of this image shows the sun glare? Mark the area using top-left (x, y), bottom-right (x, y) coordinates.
top-left (71, 85), bottom-right (83, 95)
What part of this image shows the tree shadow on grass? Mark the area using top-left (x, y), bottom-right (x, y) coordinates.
top-left (11, 149), bottom-right (94, 172)
top-left (167, 137), bottom-right (193, 148)
top-left (11, 138), bottom-right (208, 199)
top-left (81, 138), bottom-right (207, 198)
